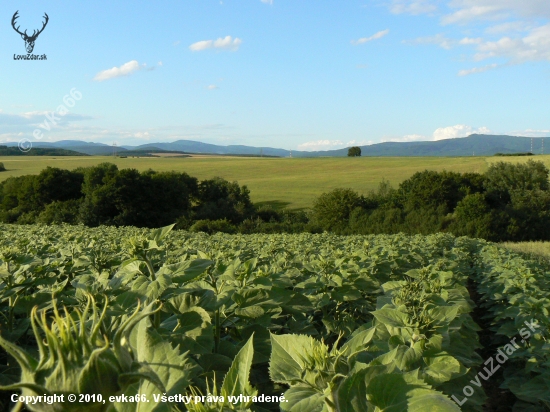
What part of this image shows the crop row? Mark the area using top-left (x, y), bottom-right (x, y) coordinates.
top-left (471, 242), bottom-right (550, 411)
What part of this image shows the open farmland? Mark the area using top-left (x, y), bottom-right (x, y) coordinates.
top-left (501, 241), bottom-right (550, 262)
top-left (0, 224), bottom-right (549, 411)
top-left (2, 155), bottom-right (546, 209)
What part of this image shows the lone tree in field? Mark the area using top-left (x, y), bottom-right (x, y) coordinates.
top-left (0, 162), bottom-right (5, 172)
top-left (348, 146), bottom-right (361, 157)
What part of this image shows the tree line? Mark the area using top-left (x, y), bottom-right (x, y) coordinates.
top-left (0, 163), bottom-right (254, 229)
top-left (311, 160), bottom-right (550, 242)
top-left (1, 160), bottom-right (549, 242)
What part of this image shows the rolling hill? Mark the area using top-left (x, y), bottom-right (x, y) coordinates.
top-left (3, 134), bottom-right (548, 157)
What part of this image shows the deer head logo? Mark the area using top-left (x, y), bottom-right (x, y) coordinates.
top-left (11, 11), bottom-right (49, 54)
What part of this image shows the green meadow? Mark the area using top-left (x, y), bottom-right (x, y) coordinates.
top-left (2, 154), bottom-right (549, 209)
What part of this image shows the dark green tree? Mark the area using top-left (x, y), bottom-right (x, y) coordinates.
top-left (484, 160), bottom-right (549, 193)
top-left (448, 193), bottom-right (509, 241)
top-left (193, 177), bottom-right (254, 223)
top-left (78, 163), bottom-right (120, 226)
top-left (34, 167), bottom-right (84, 206)
top-left (312, 188), bottom-right (364, 231)
top-left (506, 189), bottom-right (550, 241)
top-left (347, 146), bottom-right (361, 157)
top-left (78, 163), bottom-right (198, 227)
top-left (140, 170), bottom-right (198, 227)
top-left (37, 199), bottom-right (82, 224)
top-left (397, 170), bottom-right (484, 214)
top-left (0, 175), bottom-right (40, 222)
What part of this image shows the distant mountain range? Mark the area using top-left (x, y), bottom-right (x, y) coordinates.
top-left (3, 134), bottom-right (548, 157)
top-left (0, 145), bottom-right (87, 156)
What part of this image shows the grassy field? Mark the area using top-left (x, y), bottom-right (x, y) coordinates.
top-left (1, 154), bottom-right (549, 209)
top-left (500, 241), bottom-right (550, 261)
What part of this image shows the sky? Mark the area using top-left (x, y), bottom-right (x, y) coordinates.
top-left (0, 0), bottom-right (549, 151)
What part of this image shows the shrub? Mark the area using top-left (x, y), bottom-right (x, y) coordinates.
top-left (37, 199), bottom-right (82, 224)
top-left (255, 206), bottom-right (282, 223)
top-left (190, 219), bottom-right (237, 234)
top-left (398, 170), bottom-right (484, 213)
top-left (484, 160), bottom-right (549, 194)
top-left (78, 164), bottom-right (198, 227)
top-left (0, 162), bottom-right (5, 172)
top-left (312, 188), bottom-right (364, 231)
top-left (16, 211), bottom-right (40, 225)
top-left (0, 175), bottom-right (40, 220)
top-left (193, 177), bottom-right (254, 224)
top-left (349, 207), bottom-right (404, 235)
top-left (34, 167), bottom-right (84, 207)
top-left (506, 189), bottom-right (550, 241)
top-left (402, 205), bottom-right (446, 235)
top-left (448, 193), bottom-right (504, 241)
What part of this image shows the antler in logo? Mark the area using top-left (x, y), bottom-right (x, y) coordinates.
top-left (12, 11), bottom-right (49, 54)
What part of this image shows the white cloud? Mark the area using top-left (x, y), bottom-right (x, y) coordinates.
top-left (133, 132), bottom-right (153, 140)
top-left (189, 36), bottom-right (242, 51)
top-left (395, 0), bottom-right (550, 71)
top-left (389, 0), bottom-right (438, 15)
top-left (433, 124), bottom-right (491, 140)
top-left (261, 0), bottom-right (273, 4)
top-left (485, 21), bottom-right (533, 34)
top-left (381, 134), bottom-right (430, 143)
top-left (459, 37), bottom-right (483, 45)
top-left (352, 29), bottom-right (390, 45)
top-left (442, 0), bottom-right (550, 25)
top-left (346, 139), bottom-right (375, 146)
top-left (297, 140), bottom-right (344, 151)
top-left (0, 111), bottom-right (91, 126)
top-left (93, 60), bottom-right (144, 82)
top-left (297, 139), bottom-right (373, 151)
top-left (509, 128), bottom-right (550, 137)
top-left (458, 63), bottom-right (499, 76)
top-left (406, 34), bottom-right (454, 49)
top-left (401, 0), bottom-right (550, 73)
top-left (389, 0), bottom-right (550, 24)
top-left (389, 126), bottom-right (492, 143)
top-left (442, 5), bottom-right (505, 25)
top-left (420, 24), bottom-right (550, 70)
top-left (473, 24), bottom-right (550, 63)
top-left (207, 85), bottom-right (219, 90)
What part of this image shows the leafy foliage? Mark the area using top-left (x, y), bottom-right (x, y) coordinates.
top-left (311, 188), bottom-right (365, 231)
top-left (190, 219), bottom-right (237, 234)
top-left (0, 165), bottom-right (255, 229)
top-left (2, 226), bottom-right (539, 410)
top-left (193, 177), bottom-right (254, 224)
top-left (314, 161), bottom-right (550, 242)
top-left (471, 240), bottom-right (550, 411)
top-left (347, 147), bottom-right (361, 157)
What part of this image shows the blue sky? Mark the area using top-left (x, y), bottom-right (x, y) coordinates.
top-left (1, 0), bottom-right (549, 151)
